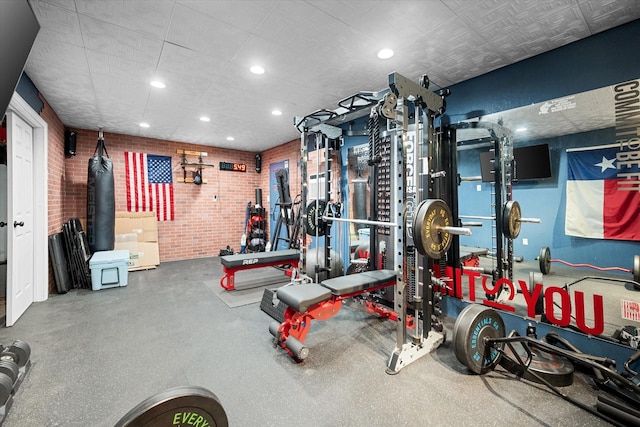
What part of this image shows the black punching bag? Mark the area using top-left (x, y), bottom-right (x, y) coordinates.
top-left (87, 129), bottom-right (115, 253)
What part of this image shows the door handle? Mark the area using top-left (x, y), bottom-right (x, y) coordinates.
top-left (0, 222), bottom-right (5, 228)
top-left (14, 221), bottom-right (24, 228)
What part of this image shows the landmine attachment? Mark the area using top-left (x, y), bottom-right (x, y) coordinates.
top-left (115, 385), bottom-right (228, 427)
top-left (0, 340), bottom-right (32, 425)
top-left (270, 270), bottom-right (398, 361)
top-left (453, 303), bottom-right (640, 426)
top-left (537, 246), bottom-right (640, 290)
top-left (219, 249), bottom-right (300, 290)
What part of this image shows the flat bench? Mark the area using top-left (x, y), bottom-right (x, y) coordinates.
top-left (219, 249), bottom-right (300, 290)
top-left (277, 269), bottom-right (397, 311)
top-left (270, 269), bottom-right (397, 360)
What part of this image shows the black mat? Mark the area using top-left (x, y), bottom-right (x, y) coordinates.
top-left (208, 267), bottom-right (292, 308)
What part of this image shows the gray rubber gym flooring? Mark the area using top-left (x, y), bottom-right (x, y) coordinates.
top-left (0, 255), bottom-right (633, 426)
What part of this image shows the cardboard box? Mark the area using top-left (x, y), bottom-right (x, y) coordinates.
top-left (128, 242), bottom-right (160, 271)
top-left (115, 211), bottom-right (158, 242)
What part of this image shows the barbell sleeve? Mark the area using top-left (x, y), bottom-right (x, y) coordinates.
top-left (438, 226), bottom-right (472, 236)
top-left (517, 217), bottom-right (541, 223)
top-left (461, 221), bottom-right (483, 227)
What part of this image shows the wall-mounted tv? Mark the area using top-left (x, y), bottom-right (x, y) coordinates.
top-left (479, 143), bottom-right (552, 182)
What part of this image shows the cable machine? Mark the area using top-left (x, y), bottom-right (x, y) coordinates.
top-left (377, 72), bottom-right (468, 373)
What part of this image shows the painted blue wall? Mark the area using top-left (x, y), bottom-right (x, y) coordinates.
top-left (448, 19), bottom-right (640, 269)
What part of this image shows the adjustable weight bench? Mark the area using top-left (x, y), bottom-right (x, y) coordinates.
top-left (219, 249), bottom-right (300, 290)
top-left (269, 269), bottom-right (397, 360)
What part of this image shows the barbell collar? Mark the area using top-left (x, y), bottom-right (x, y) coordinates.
top-left (438, 226), bottom-right (472, 236)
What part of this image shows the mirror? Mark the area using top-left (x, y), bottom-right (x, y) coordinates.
top-left (456, 82), bottom-right (621, 146)
top-left (454, 77), bottom-right (640, 347)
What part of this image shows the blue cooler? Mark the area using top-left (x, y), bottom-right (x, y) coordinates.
top-left (89, 250), bottom-right (130, 291)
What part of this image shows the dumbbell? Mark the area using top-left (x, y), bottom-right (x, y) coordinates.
top-left (0, 340), bottom-right (31, 370)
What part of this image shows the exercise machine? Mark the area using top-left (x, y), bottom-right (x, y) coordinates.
top-left (269, 73), bottom-right (471, 372)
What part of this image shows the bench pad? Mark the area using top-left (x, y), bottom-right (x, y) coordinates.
top-left (276, 284), bottom-right (332, 313)
top-left (321, 269), bottom-right (396, 296)
top-left (221, 249), bottom-right (299, 268)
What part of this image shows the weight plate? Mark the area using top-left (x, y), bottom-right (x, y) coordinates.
top-left (500, 343), bottom-right (574, 387)
top-left (502, 200), bottom-right (521, 239)
top-left (413, 199), bottom-right (453, 259)
top-left (115, 386), bottom-right (228, 427)
top-left (539, 246), bottom-right (551, 275)
top-left (0, 360), bottom-right (18, 384)
top-left (453, 304), bottom-right (505, 374)
top-left (305, 200), bottom-right (328, 236)
top-left (0, 372), bottom-right (12, 406)
top-left (452, 303), bottom-right (482, 367)
top-left (9, 340), bottom-right (31, 368)
top-left (633, 254), bottom-right (640, 285)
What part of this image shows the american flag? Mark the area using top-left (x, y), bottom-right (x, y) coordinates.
top-left (125, 152), bottom-right (175, 221)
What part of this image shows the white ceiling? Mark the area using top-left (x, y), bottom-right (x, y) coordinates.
top-left (24, 0), bottom-right (640, 152)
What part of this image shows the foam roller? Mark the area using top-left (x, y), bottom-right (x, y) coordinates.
top-left (285, 336), bottom-right (309, 360)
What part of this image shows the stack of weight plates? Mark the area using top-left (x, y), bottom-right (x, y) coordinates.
top-left (0, 340), bottom-right (32, 424)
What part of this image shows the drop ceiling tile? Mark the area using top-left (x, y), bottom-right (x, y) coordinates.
top-left (252, 1), bottom-right (356, 53)
top-left (29, 0), bottom-right (76, 12)
top-left (84, 48), bottom-right (156, 84)
top-left (166, 3), bottom-right (252, 58)
top-left (176, 0), bottom-right (277, 32)
top-left (78, 14), bottom-right (163, 65)
top-left (75, 0), bottom-right (174, 39)
top-left (577, 0), bottom-right (640, 34)
top-left (28, 0), bottom-right (83, 46)
top-left (490, 5), bottom-right (591, 62)
top-left (354, 0), bottom-right (456, 35)
top-left (305, 0), bottom-right (382, 24)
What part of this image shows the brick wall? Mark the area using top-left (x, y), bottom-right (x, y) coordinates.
top-left (62, 129), bottom-right (301, 264)
top-left (39, 96), bottom-right (66, 294)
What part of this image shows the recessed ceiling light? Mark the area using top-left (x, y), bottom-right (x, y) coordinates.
top-left (150, 80), bottom-right (166, 89)
top-left (226, 136), bottom-right (235, 141)
top-left (139, 122), bottom-right (150, 128)
top-left (516, 127), bottom-right (527, 132)
top-left (377, 48), bottom-right (394, 59)
top-left (200, 116), bottom-right (210, 122)
top-left (272, 109), bottom-right (282, 116)
top-left (250, 65), bottom-right (265, 75)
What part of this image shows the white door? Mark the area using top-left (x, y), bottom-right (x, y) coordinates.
top-left (6, 111), bottom-right (34, 326)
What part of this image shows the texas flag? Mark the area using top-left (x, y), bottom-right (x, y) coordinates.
top-left (565, 144), bottom-right (640, 241)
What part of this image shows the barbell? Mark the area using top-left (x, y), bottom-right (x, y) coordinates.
top-left (306, 198), bottom-right (471, 259)
top-left (459, 200), bottom-right (541, 239)
top-left (537, 246), bottom-right (640, 285)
